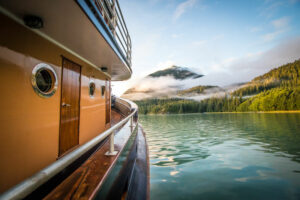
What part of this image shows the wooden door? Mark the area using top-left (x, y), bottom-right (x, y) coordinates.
top-left (105, 80), bottom-right (111, 124)
top-left (59, 58), bottom-right (81, 156)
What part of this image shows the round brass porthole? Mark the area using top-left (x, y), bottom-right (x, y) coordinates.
top-left (89, 81), bottom-right (96, 97)
top-left (32, 63), bottom-right (58, 98)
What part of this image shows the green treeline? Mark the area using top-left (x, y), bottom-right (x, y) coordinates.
top-left (238, 87), bottom-right (300, 111)
top-left (135, 87), bottom-right (300, 114)
top-left (135, 97), bottom-right (243, 114)
top-left (232, 60), bottom-right (300, 96)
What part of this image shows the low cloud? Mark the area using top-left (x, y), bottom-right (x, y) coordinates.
top-left (121, 75), bottom-right (244, 101)
top-left (122, 75), bottom-right (205, 100)
top-left (122, 76), bottom-right (178, 100)
top-left (130, 76), bottom-right (178, 92)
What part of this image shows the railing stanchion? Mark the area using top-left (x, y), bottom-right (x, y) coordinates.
top-left (130, 115), bottom-right (133, 132)
top-left (105, 131), bottom-right (118, 156)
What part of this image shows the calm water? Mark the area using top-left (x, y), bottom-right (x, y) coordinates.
top-left (139, 113), bottom-right (300, 200)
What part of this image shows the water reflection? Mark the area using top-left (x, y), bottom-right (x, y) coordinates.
top-left (141, 113), bottom-right (300, 165)
top-left (140, 113), bottom-right (300, 200)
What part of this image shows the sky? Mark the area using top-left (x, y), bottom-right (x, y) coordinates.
top-left (113, 0), bottom-right (300, 96)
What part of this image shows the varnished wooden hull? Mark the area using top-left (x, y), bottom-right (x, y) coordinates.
top-left (0, 0), bottom-right (149, 198)
top-left (0, 12), bottom-right (112, 191)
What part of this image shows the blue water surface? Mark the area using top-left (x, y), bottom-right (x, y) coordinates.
top-left (139, 113), bottom-right (300, 200)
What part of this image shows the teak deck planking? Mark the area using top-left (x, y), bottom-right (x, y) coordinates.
top-left (44, 110), bottom-right (134, 199)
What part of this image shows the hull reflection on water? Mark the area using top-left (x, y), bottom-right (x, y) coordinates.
top-left (140, 113), bottom-right (300, 200)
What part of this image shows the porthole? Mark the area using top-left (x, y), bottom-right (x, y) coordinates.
top-left (89, 81), bottom-right (96, 97)
top-left (32, 63), bottom-right (58, 98)
top-left (101, 85), bottom-right (106, 97)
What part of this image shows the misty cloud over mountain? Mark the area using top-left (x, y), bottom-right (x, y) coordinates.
top-left (122, 65), bottom-right (244, 100)
top-left (122, 66), bottom-right (205, 100)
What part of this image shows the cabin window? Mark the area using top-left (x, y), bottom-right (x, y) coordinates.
top-left (89, 81), bottom-right (96, 97)
top-left (101, 85), bottom-right (106, 97)
top-left (32, 63), bottom-right (58, 98)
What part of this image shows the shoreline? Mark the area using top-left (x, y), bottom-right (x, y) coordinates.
top-left (140, 110), bottom-right (300, 115)
top-left (208, 110), bottom-right (300, 114)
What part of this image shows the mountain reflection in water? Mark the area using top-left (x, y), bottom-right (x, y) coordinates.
top-left (140, 113), bottom-right (300, 200)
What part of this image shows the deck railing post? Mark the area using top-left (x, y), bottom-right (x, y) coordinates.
top-left (105, 131), bottom-right (118, 156)
top-left (130, 115), bottom-right (133, 132)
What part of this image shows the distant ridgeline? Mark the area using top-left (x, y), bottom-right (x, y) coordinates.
top-left (148, 65), bottom-right (203, 80)
top-left (122, 65), bottom-right (204, 100)
top-left (135, 60), bottom-right (300, 114)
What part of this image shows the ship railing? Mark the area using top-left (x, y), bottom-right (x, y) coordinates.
top-left (0, 98), bottom-right (138, 200)
top-left (114, 97), bottom-right (133, 116)
top-left (91, 0), bottom-right (132, 67)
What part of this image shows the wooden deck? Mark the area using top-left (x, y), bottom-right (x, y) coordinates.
top-left (111, 109), bottom-right (125, 126)
top-left (43, 109), bottom-right (136, 199)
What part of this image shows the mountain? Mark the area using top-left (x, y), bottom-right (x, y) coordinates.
top-left (232, 59), bottom-right (300, 96)
top-left (148, 66), bottom-right (203, 80)
top-left (122, 65), bottom-right (204, 100)
top-left (134, 59), bottom-right (300, 114)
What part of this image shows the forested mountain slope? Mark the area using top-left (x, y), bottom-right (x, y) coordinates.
top-left (232, 60), bottom-right (300, 96)
top-left (135, 59), bottom-right (300, 114)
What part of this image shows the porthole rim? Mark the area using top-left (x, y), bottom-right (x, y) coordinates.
top-left (31, 63), bottom-right (58, 98)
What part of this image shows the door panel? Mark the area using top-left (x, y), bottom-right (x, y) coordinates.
top-left (105, 80), bottom-right (111, 124)
top-left (59, 58), bottom-right (81, 156)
